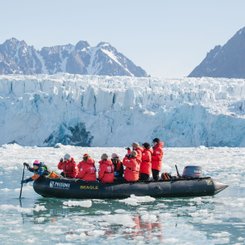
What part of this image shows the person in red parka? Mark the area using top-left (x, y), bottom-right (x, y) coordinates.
top-left (140, 142), bottom-right (152, 181)
top-left (126, 142), bottom-right (143, 164)
top-left (98, 153), bottom-right (114, 183)
top-left (151, 138), bottom-right (164, 181)
top-left (111, 153), bottom-right (124, 179)
top-left (123, 150), bottom-right (140, 182)
top-left (57, 153), bottom-right (77, 178)
top-left (77, 153), bottom-right (96, 181)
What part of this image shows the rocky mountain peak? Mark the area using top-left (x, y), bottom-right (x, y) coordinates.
top-left (189, 26), bottom-right (245, 78)
top-left (0, 38), bottom-right (147, 77)
top-left (75, 40), bottom-right (90, 51)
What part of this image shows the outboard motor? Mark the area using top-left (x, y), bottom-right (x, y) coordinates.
top-left (182, 166), bottom-right (202, 178)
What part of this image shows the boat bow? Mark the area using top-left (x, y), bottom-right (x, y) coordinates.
top-left (213, 180), bottom-right (228, 194)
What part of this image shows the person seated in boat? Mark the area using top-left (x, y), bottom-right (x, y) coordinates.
top-left (98, 153), bottom-right (114, 183)
top-left (111, 153), bottom-right (124, 179)
top-left (21, 160), bottom-right (49, 184)
top-left (140, 142), bottom-right (152, 181)
top-left (123, 150), bottom-right (140, 182)
top-left (77, 153), bottom-right (97, 181)
top-left (57, 153), bottom-right (77, 178)
top-left (152, 138), bottom-right (164, 181)
top-left (126, 142), bottom-right (143, 164)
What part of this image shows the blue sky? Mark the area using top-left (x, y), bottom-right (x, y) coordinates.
top-left (1, 0), bottom-right (245, 77)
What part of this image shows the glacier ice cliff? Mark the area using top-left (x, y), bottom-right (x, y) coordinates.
top-left (0, 74), bottom-right (245, 147)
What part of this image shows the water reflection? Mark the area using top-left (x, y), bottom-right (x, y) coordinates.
top-left (15, 191), bottom-right (245, 244)
top-left (19, 198), bottom-right (165, 243)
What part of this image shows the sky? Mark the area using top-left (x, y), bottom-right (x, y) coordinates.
top-left (1, 0), bottom-right (245, 78)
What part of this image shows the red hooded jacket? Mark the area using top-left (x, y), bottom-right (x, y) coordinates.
top-left (123, 156), bottom-right (140, 182)
top-left (98, 160), bottom-right (114, 183)
top-left (77, 158), bottom-right (96, 181)
top-left (127, 146), bottom-right (143, 163)
top-left (140, 148), bottom-right (152, 175)
top-left (152, 142), bottom-right (164, 171)
top-left (58, 158), bottom-right (77, 178)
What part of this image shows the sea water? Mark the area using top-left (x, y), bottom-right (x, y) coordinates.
top-left (0, 145), bottom-right (244, 245)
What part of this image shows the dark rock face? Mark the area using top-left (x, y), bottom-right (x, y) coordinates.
top-left (189, 27), bottom-right (245, 78)
top-left (44, 122), bottom-right (93, 147)
top-left (0, 38), bottom-right (147, 77)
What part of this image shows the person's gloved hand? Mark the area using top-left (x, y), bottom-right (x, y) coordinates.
top-left (125, 147), bottom-right (130, 151)
top-left (23, 162), bottom-right (29, 167)
top-left (21, 179), bottom-right (28, 184)
top-left (60, 158), bottom-right (63, 162)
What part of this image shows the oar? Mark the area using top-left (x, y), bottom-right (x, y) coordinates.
top-left (19, 163), bottom-right (26, 199)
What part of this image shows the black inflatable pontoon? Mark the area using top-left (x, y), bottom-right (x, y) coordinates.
top-left (33, 176), bottom-right (228, 199)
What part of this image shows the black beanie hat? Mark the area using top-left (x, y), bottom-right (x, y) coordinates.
top-left (142, 142), bottom-right (151, 149)
top-left (153, 138), bottom-right (160, 143)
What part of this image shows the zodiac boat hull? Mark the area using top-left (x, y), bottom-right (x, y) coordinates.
top-left (33, 176), bottom-right (228, 199)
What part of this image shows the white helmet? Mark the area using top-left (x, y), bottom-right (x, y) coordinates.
top-left (64, 153), bottom-right (71, 160)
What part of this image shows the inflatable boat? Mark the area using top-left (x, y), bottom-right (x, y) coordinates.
top-left (33, 175), bottom-right (228, 199)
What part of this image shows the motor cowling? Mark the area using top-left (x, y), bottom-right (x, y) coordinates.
top-left (182, 166), bottom-right (202, 178)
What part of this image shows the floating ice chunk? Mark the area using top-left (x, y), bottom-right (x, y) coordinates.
top-left (63, 200), bottom-right (92, 208)
top-left (211, 231), bottom-right (231, 238)
top-left (238, 237), bottom-right (245, 241)
top-left (94, 210), bottom-right (111, 215)
top-left (0, 204), bottom-right (32, 214)
top-left (0, 204), bottom-right (46, 214)
top-left (102, 214), bottom-right (135, 228)
top-left (119, 195), bottom-right (155, 206)
top-left (140, 214), bottom-right (157, 223)
top-left (35, 217), bottom-right (46, 223)
top-left (87, 230), bottom-right (105, 236)
top-left (33, 204), bottom-right (46, 212)
top-left (114, 209), bottom-right (127, 214)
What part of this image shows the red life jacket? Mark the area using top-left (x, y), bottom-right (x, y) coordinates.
top-left (98, 160), bottom-right (114, 183)
top-left (152, 142), bottom-right (164, 171)
top-left (58, 158), bottom-right (77, 178)
top-left (140, 148), bottom-right (152, 175)
top-left (123, 156), bottom-right (140, 182)
top-left (77, 158), bottom-right (96, 181)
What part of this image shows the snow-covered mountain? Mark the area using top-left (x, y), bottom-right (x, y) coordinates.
top-left (189, 26), bottom-right (245, 78)
top-left (0, 38), bottom-right (147, 77)
top-left (0, 74), bottom-right (245, 147)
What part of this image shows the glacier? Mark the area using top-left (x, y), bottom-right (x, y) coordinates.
top-left (0, 74), bottom-right (245, 147)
